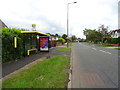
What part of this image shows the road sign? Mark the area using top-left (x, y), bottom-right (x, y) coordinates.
top-left (32, 24), bottom-right (36, 28)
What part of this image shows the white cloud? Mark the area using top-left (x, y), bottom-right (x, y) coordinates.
top-left (0, 0), bottom-right (119, 38)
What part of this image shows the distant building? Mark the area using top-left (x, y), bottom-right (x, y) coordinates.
top-left (49, 36), bottom-right (58, 40)
top-left (111, 29), bottom-right (120, 38)
top-left (0, 19), bottom-right (8, 28)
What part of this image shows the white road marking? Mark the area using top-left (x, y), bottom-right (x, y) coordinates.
top-left (99, 50), bottom-right (106, 53)
top-left (99, 50), bottom-right (111, 54)
top-left (106, 52), bottom-right (112, 54)
top-left (92, 48), bottom-right (97, 50)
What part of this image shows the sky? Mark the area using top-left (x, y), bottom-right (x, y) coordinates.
top-left (0, 0), bottom-right (119, 38)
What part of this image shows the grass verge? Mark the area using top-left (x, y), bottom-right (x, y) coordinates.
top-left (56, 48), bottom-right (71, 52)
top-left (2, 56), bottom-right (69, 88)
top-left (86, 42), bottom-right (113, 47)
top-left (114, 48), bottom-right (120, 50)
top-left (64, 43), bottom-right (72, 47)
top-left (94, 44), bottom-right (112, 47)
top-left (68, 43), bottom-right (72, 47)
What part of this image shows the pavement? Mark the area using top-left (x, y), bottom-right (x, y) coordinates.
top-left (71, 42), bottom-right (119, 88)
top-left (106, 46), bottom-right (119, 49)
top-left (2, 46), bottom-right (71, 78)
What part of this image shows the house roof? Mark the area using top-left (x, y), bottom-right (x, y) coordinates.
top-left (0, 19), bottom-right (8, 28)
top-left (112, 29), bottom-right (120, 32)
top-left (21, 31), bottom-right (50, 36)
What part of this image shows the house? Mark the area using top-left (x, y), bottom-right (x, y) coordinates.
top-left (49, 36), bottom-right (58, 41)
top-left (111, 29), bottom-right (120, 38)
top-left (49, 36), bottom-right (59, 47)
top-left (0, 19), bottom-right (8, 28)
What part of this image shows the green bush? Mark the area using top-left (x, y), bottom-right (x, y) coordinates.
top-left (106, 38), bottom-right (119, 44)
top-left (2, 28), bottom-right (24, 63)
top-left (56, 38), bottom-right (65, 43)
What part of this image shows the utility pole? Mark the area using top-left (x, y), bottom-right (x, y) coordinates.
top-left (66, 2), bottom-right (77, 48)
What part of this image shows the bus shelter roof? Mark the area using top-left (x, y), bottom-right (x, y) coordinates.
top-left (21, 31), bottom-right (50, 36)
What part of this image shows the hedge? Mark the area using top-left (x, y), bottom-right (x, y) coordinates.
top-left (2, 28), bottom-right (24, 63)
top-left (106, 38), bottom-right (119, 44)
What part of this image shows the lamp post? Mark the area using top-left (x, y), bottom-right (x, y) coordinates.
top-left (67, 2), bottom-right (77, 48)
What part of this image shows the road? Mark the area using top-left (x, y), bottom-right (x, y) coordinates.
top-left (71, 42), bottom-right (118, 88)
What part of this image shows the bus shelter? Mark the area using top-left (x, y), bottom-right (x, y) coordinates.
top-left (21, 31), bottom-right (50, 56)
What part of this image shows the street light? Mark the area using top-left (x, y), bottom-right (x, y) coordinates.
top-left (67, 2), bottom-right (77, 48)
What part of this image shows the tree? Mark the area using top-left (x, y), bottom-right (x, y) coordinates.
top-left (62, 34), bottom-right (67, 42)
top-left (83, 29), bottom-right (102, 43)
top-left (55, 34), bottom-right (58, 37)
top-left (55, 33), bottom-right (61, 38)
top-left (46, 33), bottom-right (51, 36)
top-left (71, 35), bottom-right (77, 42)
top-left (98, 25), bottom-right (109, 44)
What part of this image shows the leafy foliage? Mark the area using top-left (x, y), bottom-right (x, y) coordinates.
top-left (71, 35), bottom-right (77, 42)
top-left (62, 34), bottom-right (67, 42)
top-left (2, 28), bottom-right (24, 63)
top-left (56, 38), bottom-right (65, 43)
top-left (106, 38), bottom-right (119, 44)
top-left (83, 29), bottom-right (102, 43)
top-left (84, 28), bottom-right (119, 44)
top-left (98, 25), bottom-right (111, 43)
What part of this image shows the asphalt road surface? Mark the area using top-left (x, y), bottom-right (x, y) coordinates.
top-left (71, 42), bottom-right (118, 88)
